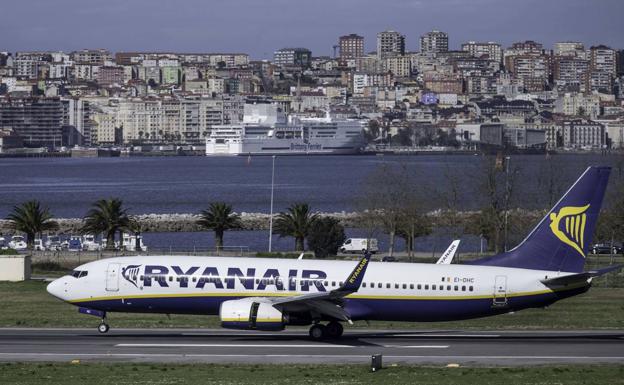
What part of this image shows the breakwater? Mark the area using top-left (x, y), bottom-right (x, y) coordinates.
top-left (0, 209), bottom-right (545, 235)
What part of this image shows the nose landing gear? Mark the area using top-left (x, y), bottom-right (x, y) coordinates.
top-left (98, 322), bottom-right (110, 334)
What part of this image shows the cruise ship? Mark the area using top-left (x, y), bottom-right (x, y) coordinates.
top-left (205, 103), bottom-right (365, 156)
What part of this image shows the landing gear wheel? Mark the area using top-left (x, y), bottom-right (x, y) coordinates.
top-left (309, 324), bottom-right (326, 341)
top-left (325, 322), bottom-right (344, 339)
top-left (98, 323), bottom-right (109, 334)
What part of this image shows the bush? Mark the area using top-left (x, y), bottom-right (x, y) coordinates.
top-left (0, 249), bottom-right (19, 255)
top-left (307, 217), bottom-right (346, 258)
top-left (31, 261), bottom-right (66, 272)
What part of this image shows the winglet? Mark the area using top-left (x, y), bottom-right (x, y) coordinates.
top-left (436, 240), bottom-right (460, 264)
top-left (298, 253), bottom-right (304, 260)
top-left (335, 252), bottom-right (371, 293)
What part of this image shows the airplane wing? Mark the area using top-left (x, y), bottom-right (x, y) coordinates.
top-left (270, 252), bottom-right (372, 323)
top-left (436, 240), bottom-right (460, 264)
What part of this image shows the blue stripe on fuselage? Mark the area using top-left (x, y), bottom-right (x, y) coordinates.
top-left (73, 285), bottom-right (588, 322)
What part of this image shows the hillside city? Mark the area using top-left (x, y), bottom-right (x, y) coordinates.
top-left (1, 30), bottom-right (624, 154)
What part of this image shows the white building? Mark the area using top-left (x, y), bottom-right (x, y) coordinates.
top-left (554, 93), bottom-right (600, 119)
top-left (461, 41), bottom-right (502, 63)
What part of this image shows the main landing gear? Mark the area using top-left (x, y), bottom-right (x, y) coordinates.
top-left (309, 321), bottom-right (344, 341)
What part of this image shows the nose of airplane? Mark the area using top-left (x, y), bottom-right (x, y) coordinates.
top-left (46, 277), bottom-right (68, 301)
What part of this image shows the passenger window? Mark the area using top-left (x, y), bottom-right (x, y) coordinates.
top-left (425, 285), bottom-right (429, 290)
top-left (140, 275), bottom-right (144, 280)
top-left (324, 281), bottom-right (329, 287)
top-left (394, 283), bottom-right (399, 289)
top-left (469, 286), bottom-right (474, 292)
top-left (377, 283), bottom-right (382, 288)
top-left (192, 277), bottom-right (197, 282)
top-left (402, 284), bottom-right (407, 289)
top-left (454, 285), bottom-right (459, 291)
top-left (432, 284), bottom-right (436, 290)
top-left (447, 285), bottom-right (451, 290)
top-left (439, 285), bottom-right (444, 291)
top-left (339, 282), bottom-right (343, 286)
top-left (417, 284), bottom-right (422, 290)
top-left (386, 283), bottom-right (391, 289)
top-left (168, 276), bottom-right (173, 282)
top-left (332, 281), bottom-right (336, 286)
top-left (462, 286), bottom-right (466, 291)
top-left (441, 277), bottom-right (445, 282)
top-left (362, 283), bottom-right (366, 288)
top-left (410, 284), bottom-right (414, 289)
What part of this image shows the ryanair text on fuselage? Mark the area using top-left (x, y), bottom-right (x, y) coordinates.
top-left (124, 264), bottom-right (328, 292)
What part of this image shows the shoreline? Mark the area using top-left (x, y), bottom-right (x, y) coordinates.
top-left (0, 209), bottom-right (544, 235)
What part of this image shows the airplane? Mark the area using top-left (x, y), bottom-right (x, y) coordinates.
top-left (436, 240), bottom-right (460, 264)
top-left (47, 166), bottom-right (622, 340)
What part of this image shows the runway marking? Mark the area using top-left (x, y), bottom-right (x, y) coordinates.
top-left (1, 353), bottom-right (623, 361)
top-left (398, 334), bottom-right (500, 338)
top-left (385, 345), bottom-right (449, 349)
top-left (115, 344), bottom-right (355, 348)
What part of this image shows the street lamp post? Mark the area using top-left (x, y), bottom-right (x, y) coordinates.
top-left (268, 155), bottom-right (276, 252)
top-left (504, 156), bottom-right (511, 252)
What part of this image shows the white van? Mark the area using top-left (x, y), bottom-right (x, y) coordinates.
top-left (340, 238), bottom-right (378, 254)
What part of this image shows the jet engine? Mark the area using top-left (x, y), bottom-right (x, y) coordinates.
top-left (219, 298), bottom-right (285, 331)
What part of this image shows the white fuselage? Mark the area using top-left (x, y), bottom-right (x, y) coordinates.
top-left (47, 256), bottom-right (586, 323)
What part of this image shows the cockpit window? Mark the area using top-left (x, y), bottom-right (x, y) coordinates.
top-left (71, 270), bottom-right (88, 278)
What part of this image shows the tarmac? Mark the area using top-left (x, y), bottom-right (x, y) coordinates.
top-left (0, 328), bottom-right (623, 366)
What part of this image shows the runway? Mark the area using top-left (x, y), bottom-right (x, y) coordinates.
top-left (0, 328), bottom-right (623, 365)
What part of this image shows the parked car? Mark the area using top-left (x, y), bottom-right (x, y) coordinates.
top-left (33, 238), bottom-right (45, 251)
top-left (67, 236), bottom-right (83, 252)
top-left (45, 235), bottom-right (62, 251)
top-left (591, 243), bottom-right (623, 255)
top-left (82, 235), bottom-right (102, 251)
top-left (8, 235), bottom-right (28, 251)
top-left (340, 238), bottom-right (379, 254)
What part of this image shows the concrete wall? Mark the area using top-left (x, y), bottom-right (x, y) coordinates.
top-left (0, 255), bottom-right (31, 281)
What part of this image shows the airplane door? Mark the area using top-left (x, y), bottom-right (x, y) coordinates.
top-left (105, 263), bottom-right (121, 292)
top-left (493, 275), bottom-right (508, 307)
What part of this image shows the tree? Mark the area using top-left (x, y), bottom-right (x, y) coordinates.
top-left (468, 156), bottom-right (518, 253)
top-left (356, 162), bottom-right (430, 257)
top-left (273, 203), bottom-right (319, 251)
top-left (81, 198), bottom-right (131, 250)
top-left (397, 207), bottom-right (432, 260)
top-left (6, 200), bottom-right (58, 249)
top-left (307, 217), bottom-right (346, 258)
top-left (197, 202), bottom-right (242, 250)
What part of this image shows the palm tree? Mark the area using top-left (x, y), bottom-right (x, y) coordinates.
top-left (81, 198), bottom-right (130, 250)
top-left (197, 202), bottom-right (242, 250)
top-left (273, 203), bottom-right (319, 251)
top-left (6, 200), bottom-right (58, 249)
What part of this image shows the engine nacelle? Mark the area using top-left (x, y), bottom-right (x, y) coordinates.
top-left (219, 298), bottom-right (285, 331)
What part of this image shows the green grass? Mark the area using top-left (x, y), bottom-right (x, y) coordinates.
top-left (0, 363), bottom-right (623, 385)
top-left (1, 280), bottom-right (623, 329)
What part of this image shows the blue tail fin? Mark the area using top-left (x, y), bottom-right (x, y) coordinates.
top-left (470, 166), bottom-right (611, 273)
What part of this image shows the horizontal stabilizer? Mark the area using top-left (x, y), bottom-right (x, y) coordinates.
top-left (541, 265), bottom-right (623, 287)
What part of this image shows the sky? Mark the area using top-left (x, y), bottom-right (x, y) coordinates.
top-left (1, 0), bottom-right (622, 59)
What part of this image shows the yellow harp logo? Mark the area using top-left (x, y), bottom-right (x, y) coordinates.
top-left (549, 204), bottom-right (590, 258)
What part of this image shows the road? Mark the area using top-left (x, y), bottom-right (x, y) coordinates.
top-left (0, 328), bottom-right (623, 365)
